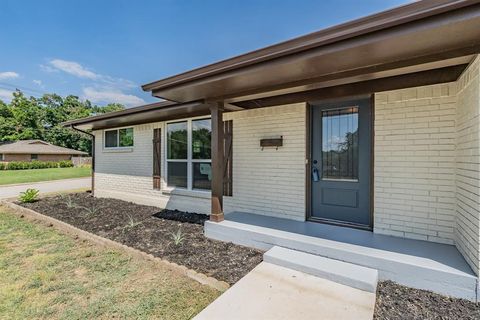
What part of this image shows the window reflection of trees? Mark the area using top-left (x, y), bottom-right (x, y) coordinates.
top-left (322, 107), bottom-right (358, 180)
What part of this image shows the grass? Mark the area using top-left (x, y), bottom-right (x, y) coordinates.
top-left (0, 207), bottom-right (219, 319)
top-left (0, 167), bottom-right (91, 185)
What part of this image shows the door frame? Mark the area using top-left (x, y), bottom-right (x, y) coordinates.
top-left (305, 94), bottom-right (374, 231)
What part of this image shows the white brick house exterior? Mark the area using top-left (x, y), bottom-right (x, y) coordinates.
top-left (91, 57), bottom-right (480, 277)
top-left (61, 2), bottom-right (480, 300)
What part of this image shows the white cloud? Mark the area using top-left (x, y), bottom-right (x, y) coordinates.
top-left (41, 59), bottom-right (141, 107)
top-left (0, 71), bottom-right (19, 80)
top-left (39, 64), bottom-right (58, 73)
top-left (43, 59), bottom-right (136, 89)
top-left (33, 79), bottom-right (43, 87)
top-left (48, 59), bottom-right (99, 80)
top-left (82, 87), bottom-right (145, 107)
top-left (0, 88), bottom-right (14, 102)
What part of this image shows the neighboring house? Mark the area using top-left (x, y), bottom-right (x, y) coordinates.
top-left (0, 140), bottom-right (87, 162)
top-left (65, 1), bottom-right (480, 301)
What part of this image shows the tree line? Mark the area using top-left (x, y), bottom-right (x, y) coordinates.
top-left (0, 90), bottom-right (125, 154)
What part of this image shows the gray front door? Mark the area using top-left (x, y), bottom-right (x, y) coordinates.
top-left (310, 97), bottom-right (372, 228)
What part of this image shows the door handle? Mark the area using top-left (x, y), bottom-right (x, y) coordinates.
top-left (312, 167), bottom-right (320, 182)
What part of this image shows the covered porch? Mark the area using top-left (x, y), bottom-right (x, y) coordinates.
top-left (138, 0), bottom-right (480, 301)
top-left (205, 211), bottom-right (479, 301)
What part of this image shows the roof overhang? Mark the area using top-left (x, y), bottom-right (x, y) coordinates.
top-left (142, 0), bottom-right (480, 104)
top-left (62, 101), bottom-right (210, 130)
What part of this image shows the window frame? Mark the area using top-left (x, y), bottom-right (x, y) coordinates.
top-left (31, 154), bottom-right (38, 160)
top-left (165, 116), bottom-right (212, 191)
top-left (103, 126), bottom-right (134, 149)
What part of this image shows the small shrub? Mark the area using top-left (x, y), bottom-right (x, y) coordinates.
top-left (0, 162), bottom-right (5, 170)
top-left (81, 203), bottom-right (103, 216)
top-left (3, 160), bottom-right (73, 170)
top-left (19, 189), bottom-right (39, 203)
top-left (61, 194), bottom-right (77, 208)
top-left (123, 213), bottom-right (142, 231)
top-left (59, 160), bottom-right (73, 168)
top-left (7, 161), bottom-right (28, 170)
top-left (170, 229), bottom-right (185, 246)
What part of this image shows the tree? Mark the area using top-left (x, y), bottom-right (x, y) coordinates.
top-left (0, 90), bottom-right (126, 155)
top-left (94, 103), bottom-right (124, 114)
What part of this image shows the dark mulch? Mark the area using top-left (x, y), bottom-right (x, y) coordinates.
top-left (374, 281), bottom-right (480, 320)
top-left (20, 193), bottom-right (262, 285)
top-left (18, 193), bottom-right (480, 318)
top-left (153, 209), bottom-right (209, 225)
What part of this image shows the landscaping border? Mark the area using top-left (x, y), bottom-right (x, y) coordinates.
top-left (0, 200), bottom-right (230, 292)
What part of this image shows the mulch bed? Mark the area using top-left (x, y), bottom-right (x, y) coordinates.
top-left (18, 193), bottom-right (480, 318)
top-left (20, 193), bottom-right (262, 285)
top-left (374, 281), bottom-right (479, 320)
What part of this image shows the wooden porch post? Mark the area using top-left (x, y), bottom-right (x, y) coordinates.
top-left (210, 102), bottom-right (225, 222)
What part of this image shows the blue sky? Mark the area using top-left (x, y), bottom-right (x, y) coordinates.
top-left (0, 0), bottom-right (408, 107)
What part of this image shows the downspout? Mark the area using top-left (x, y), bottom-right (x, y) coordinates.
top-left (70, 125), bottom-right (95, 196)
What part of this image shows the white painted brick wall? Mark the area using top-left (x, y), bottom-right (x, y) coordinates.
top-left (374, 84), bottom-right (458, 244)
top-left (455, 56), bottom-right (480, 275)
top-left (375, 56), bottom-right (480, 275)
top-left (223, 103), bottom-right (307, 221)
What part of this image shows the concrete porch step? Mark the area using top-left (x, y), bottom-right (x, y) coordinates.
top-left (205, 213), bottom-right (479, 301)
top-left (264, 246), bottom-right (378, 293)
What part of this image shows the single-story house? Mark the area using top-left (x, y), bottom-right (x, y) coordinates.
top-left (0, 140), bottom-right (88, 162)
top-left (64, 0), bottom-right (480, 301)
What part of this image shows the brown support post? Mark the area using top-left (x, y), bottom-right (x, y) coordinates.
top-left (210, 102), bottom-right (225, 222)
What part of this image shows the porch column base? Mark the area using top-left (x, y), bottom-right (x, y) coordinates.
top-left (210, 213), bottom-right (224, 222)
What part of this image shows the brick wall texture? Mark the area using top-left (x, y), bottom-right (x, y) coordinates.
top-left (223, 103), bottom-right (306, 221)
top-left (374, 56), bottom-right (480, 275)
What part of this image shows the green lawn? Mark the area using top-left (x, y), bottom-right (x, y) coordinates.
top-left (0, 167), bottom-right (91, 185)
top-left (0, 208), bottom-right (219, 319)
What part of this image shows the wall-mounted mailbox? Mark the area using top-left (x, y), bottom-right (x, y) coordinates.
top-left (260, 136), bottom-right (283, 150)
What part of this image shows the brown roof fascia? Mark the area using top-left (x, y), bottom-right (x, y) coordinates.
top-left (141, 0), bottom-right (476, 92)
top-left (62, 100), bottom-right (179, 127)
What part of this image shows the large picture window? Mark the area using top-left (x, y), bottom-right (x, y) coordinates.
top-left (166, 118), bottom-right (211, 190)
top-left (105, 127), bottom-right (134, 148)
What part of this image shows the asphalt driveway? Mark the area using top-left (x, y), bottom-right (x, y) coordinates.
top-left (0, 177), bottom-right (90, 199)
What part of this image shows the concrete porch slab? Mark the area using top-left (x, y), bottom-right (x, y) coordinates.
top-left (204, 212), bottom-right (479, 301)
top-left (193, 262), bottom-right (376, 320)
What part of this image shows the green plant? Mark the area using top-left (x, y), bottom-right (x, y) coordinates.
top-left (58, 160), bottom-right (74, 168)
top-left (3, 160), bottom-right (74, 170)
top-left (170, 229), bottom-right (185, 246)
top-left (81, 203), bottom-right (104, 216)
top-left (123, 213), bottom-right (142, 231)
top-left (62, 194), bottom-right (77, 208)
top-left (18, 189), bottom-right (39, 203)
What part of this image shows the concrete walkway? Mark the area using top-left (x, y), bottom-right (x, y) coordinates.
top-left (194, 262), bottom-right (376, 320)
top-left (0, 177), bottom-right (90, 199)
